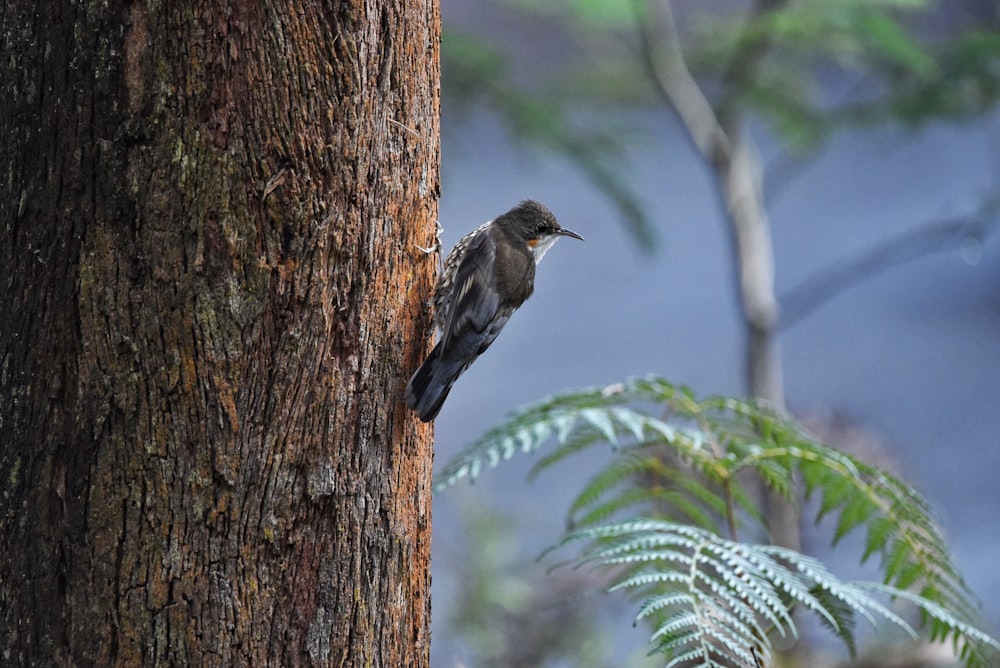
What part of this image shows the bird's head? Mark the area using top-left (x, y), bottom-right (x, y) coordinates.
top-left (500, 200), bottom-right (584, 262)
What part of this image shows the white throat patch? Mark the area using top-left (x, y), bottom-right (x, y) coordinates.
top-left (532, 235), bottom-right (561, 263)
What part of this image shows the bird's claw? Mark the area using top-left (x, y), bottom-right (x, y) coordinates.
top-left (415, 220), bottom-right (445, 272)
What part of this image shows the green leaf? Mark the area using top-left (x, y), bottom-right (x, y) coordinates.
top-left (435, 377), bottom-right (999, 665)
top-left (811, 582), bottom-right (859, 656)
top-left (556, 520), bottom-right (1000, 666)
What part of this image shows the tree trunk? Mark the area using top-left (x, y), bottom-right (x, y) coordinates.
top-left (0, 2), bottom-right (439, 666)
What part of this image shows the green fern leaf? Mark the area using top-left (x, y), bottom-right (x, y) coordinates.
top-left (809, 584), bottom-right (859, 657)
top-left (833, 493), bottom-right (878, 544)
top-left (580, 407), bottom-right (617, 442)
top-left (436, 377), bottom-right (999, 665)
top-left (557, 520), bottom-right (998, 666)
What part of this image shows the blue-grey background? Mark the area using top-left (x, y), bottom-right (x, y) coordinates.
top-left (430, 4), bottom-right (1000, 665)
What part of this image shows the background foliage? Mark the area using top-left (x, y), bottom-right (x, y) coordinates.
top-left (437, 0), bottom-right (1000, 665)
top-left (436, 378), bottom-right (999, 666)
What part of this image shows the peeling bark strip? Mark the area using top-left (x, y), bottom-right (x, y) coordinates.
top-left (1, 2), bottom-right (439, 666)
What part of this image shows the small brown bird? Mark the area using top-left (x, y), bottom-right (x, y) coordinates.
top-left (405, 200), bottom-right (583, 422)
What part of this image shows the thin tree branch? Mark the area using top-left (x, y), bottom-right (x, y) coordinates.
top-left (635, 0), bottom-right (728, 161)
top-left (779, 195), bottom-right (1000, 330)
top-left (637, 0), bottom-right (783, 401)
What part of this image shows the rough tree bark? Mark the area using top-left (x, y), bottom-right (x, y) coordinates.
top-left (1, 1), bottom-right (439, 666)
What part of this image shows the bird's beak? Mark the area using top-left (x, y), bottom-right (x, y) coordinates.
top-left (559, 228), bottom-right (584, 241)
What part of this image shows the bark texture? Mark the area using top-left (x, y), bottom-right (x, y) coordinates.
top-left (1, 1), bottom-right (439, 666)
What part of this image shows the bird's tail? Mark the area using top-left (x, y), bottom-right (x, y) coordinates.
top-left (405, 342), bottom-right (466, 422)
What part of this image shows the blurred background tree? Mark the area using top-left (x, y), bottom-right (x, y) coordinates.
top-left (436, 0), bottom-right (1000, 666)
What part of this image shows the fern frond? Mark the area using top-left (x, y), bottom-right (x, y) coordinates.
top-left (435, 377), bottom-right (999, 665)
top-left (565, 449), bottom-right (728, 532)
top-left (689, 390), bottom-right (985, 653)
top-left (434, 379), bottom-right (707, 491)
top-left (857, 582), bottom-right (1000, 667)
top-left (561, 520), bottom-right (999, 667)
top-left (808, 583), bottom-right (859, 657)
top-left (526, 423), bottom-right (607, 480)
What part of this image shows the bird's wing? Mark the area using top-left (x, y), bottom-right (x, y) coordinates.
top-left (439, 231), bottom-right (506, 356)
top-left (441, 234), bottom-right (530, 355)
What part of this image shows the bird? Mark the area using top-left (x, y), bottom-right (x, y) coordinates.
top-left (405, 200), bottom-right (584, 422)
